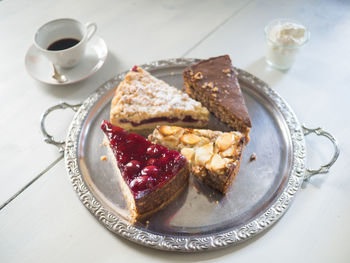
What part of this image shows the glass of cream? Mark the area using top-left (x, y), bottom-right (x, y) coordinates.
top-left (264, 19), bottom-right (310, 70)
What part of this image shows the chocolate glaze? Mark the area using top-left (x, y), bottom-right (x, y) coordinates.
top-left (183, 55), bottom-right (251, 128)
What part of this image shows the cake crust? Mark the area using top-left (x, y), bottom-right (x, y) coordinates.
top-left (134, 166), bottom-right (188, 219)
top-left (183, 55), bottom-right (251, 138)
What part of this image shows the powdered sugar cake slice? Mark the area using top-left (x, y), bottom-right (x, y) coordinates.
top-left (110, 66), bottom-right (209, 130)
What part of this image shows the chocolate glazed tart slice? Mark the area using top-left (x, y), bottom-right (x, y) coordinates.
top-left (183, 55), bottom-right (252, 140)
top-left (101, 120), bottom-right (189, 222)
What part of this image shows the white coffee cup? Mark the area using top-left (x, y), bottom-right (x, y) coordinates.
top-left (34, 18), bottom-right (97, 68)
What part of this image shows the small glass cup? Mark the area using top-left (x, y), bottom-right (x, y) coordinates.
top-left (264, 19), bottom-right (310, 70)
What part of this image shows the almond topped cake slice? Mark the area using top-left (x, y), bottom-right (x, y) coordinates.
top-left (101, 121), bottom-right (189, 222)
top-left (149, 126), bottom-right (246, 194)
top-left (183, 55), bottom-right (251, 140)
top-left (110, 66), bottom-right (209, 131)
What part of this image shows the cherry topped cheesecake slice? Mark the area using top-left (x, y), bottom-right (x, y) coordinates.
top-left (101, 120), bottom-right (189, 221)
top-left (110, 66), bottom-right (209, 131)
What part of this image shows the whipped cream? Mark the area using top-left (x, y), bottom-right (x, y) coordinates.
top-left (265, 20), bottom-right (309, 70)
top-left (268, 22), bottom-right (307, 46)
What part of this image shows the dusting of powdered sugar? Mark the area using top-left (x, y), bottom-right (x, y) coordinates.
top-left (110, 68), bottom-right (209, 122)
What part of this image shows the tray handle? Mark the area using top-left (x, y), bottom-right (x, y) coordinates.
top-left (40, 102), bottom-right (82, 153)
top-left (302, 124), bottom-right (340, 181)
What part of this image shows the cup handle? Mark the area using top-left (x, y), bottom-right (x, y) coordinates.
top-left (86, 22), bottom-right (97, 41)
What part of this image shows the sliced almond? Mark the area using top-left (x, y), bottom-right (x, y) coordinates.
top-left (206, 154), bottom-right (226, 172)
top-left (194, 143), bottom-right (214, 166)
top-left (195, 129), bottom-right (213, 138)
top-left (181, 148), bottom-right (195, 163)
top-left (232, 131), bottom-right (242, 137)
top-left (194, 72), bottom-right (203, 80)
top-left (124, 74), bottom-right (133, 81)
top-left (159, 126), bottom-right (182, 136)
top-left (220, 145), bottom-right (237, 157)
top-left (197, 137), bottom-right (211, 147)
top-left (223, 158), bottom-right (234, 165)
top-left (216, 133), bottom-right (235, 151)
top-left (181, 133), bottom-right (201, 145)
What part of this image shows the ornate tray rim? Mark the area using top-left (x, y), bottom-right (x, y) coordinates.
top-left (64, 58), bottom-right (306, 252)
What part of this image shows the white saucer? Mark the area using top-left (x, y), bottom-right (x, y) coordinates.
top-left (25, 35), bottom-right (108, 85)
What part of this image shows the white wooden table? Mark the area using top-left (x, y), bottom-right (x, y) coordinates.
top-left (1, 0), bottom-right (349, 262)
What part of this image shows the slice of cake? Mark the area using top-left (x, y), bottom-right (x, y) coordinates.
top-left (183, 55), bottom-right (251, 140)
top-left (101, 120), bottom-right (189, 221)
top-left (148, 126), bottom-right (246, 194)
top-left (110, 66), bottom-right (209, 131)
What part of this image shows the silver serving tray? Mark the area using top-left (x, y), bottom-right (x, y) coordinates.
top-left (42, 58), bottom-right (339, 251)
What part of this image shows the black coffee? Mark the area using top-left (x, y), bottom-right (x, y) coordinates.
top-left (47, 38), bottom-right (80, 51)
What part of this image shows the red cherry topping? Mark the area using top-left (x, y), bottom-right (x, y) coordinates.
top-left (141, 165), bottom-right (159, 178)
top-left (171, 155), bottom-right (186, 172)
top-left (146, 145), bottom-right (162, 157)
top-left (146, 158), bottom-right (157, 166)
top-left (116, 153), bottom-right (128, 165)
top-left (131, 65), bottom-right (138, 72)
top-left (130, 176), bottom-right (155, 191)
top-left (101, 120), bottom-right (187, 198)
top-left (158, 153), bottom-right (170, 167)
top-left (124, 160), bottom-right (141, 174)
